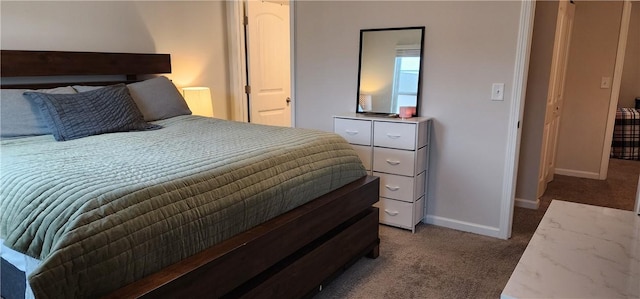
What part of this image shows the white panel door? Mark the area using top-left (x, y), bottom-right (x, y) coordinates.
top-left (247, 0), bottom-right (291, 127)
top-left (538, 0), bottom-right (575, 197)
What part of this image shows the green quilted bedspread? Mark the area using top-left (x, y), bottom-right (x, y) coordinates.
top-left (0, 115), bottom-right (366, 298)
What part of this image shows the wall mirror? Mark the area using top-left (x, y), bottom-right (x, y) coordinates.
top-left (356, 26), bottom-right (425, 117)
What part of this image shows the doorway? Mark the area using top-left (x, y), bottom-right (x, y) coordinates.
top-left (536, 1), bottom-right (638, 211)
top-left (516, 0), bottom-right (636, 211)
top-left (604, 0), bottom-right (639, 213)
top-left (537, 0), bottom-right (575, 198)
top-left (227, 0), bottom-right (294, 127)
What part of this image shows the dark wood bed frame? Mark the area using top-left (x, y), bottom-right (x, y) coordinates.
top-left (1, 50), bottom-right (380, 298)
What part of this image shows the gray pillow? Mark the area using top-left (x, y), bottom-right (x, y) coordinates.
top-left (72, 85), bottom-right (103, 93)
top-left (75, 76), bottom-right (192, 121)
top-left (24, 84), bottom-right (161, 141)
top-left (127, 76), bottom-right (192, 121)
top-left (0, 86), bottom-right (76, 139)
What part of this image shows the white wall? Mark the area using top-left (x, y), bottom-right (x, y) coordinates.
top-left (0, 1), bottom-right (230, 119)
top-left (295, 1), bottom-right (522, 237)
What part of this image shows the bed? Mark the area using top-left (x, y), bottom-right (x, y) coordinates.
top-left (0, 50), bottom-right (380, 299)
top-left (611, 107), bottom-right (640, 160)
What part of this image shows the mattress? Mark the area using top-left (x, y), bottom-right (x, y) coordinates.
top-left (0, 115), bottom-right (366, 298)
top-left (611, 107), bottom-right (640, 160)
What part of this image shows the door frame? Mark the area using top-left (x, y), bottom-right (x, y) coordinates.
top-left (499, 0), bottom-right (536, 239)
top-left (227, 0), bottom-right (296, 126)
top-left (599, 0), bottom-right (632, 180)
top-left (227, 1), bottom-right (248, 122)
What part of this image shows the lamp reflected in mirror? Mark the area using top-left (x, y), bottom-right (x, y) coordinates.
top-left (358, 94), bottom-right (372, 112)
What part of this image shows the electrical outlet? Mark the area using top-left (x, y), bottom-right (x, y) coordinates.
top-left (492, 83), bottom-right (505, 101)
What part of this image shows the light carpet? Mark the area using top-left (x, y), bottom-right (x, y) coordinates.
top-left (314, 158), bottom-right (639, 298)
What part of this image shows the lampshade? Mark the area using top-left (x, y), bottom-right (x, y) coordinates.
top-left (358, 94), bottom-right (372, 111)
top-left (182, 87), bottom-right (213, 117)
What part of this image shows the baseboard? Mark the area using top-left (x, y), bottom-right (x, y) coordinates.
top-left (514, 197), bottom-right (539, 209)
top-left (554, 168), bottom-right (600, 180)
top-left (423, 215), bottom-right (502, 239)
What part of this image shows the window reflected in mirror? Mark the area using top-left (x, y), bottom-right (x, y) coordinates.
top-left (357, 27), bottom-right (425, 117)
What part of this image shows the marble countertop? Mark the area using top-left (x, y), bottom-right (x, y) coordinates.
top-left (502, 200), bottom-right (640, 299)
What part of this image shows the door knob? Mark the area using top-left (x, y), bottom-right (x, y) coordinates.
top-left (286, 97), bottom-right (291, 105)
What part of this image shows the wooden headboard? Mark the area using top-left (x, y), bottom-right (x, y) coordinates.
top-left (0, 50), bottom-right (171, 89)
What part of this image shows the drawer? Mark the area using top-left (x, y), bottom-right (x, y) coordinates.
top-left (374, 172), bottom-right (425, 203)
top-left (373, 147), bottom-right (415, 176)
top-left (334, 118), bottom-right (372, 145)
top-left (375, 198), bottom-right (413, 229)
top-left (351, 144), bottom-right (372, 170)
top-left (374, 121), bottom-right (416, 150)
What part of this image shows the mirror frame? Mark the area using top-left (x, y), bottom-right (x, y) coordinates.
top-left (356, 26), bottom-right (425, 117)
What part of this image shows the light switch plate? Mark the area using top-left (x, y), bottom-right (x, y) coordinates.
top-left (601, 77), bottom-right (611, 89)
top-left (492, 83), bottom-right (505, 101)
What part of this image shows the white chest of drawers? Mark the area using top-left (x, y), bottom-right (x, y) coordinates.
top-left (334, 114), bottom-right (432, 232)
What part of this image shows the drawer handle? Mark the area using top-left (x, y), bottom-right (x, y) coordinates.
top-left (345, 130), bottom-right (359, 135)
top-left (385, 185), bottom-right (400, 191)
top-left (386, 133), bottom-right (401, 139)
top-left (384, 209), bottom-right (399, 216)
top-left (385, 159), bottom-right (400, 165)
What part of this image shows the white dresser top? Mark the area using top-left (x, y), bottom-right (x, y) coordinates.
top-left (334, 113), bottom-right (432, 124)
top-left (502, 200), bottom-right (640, 299)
